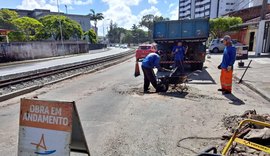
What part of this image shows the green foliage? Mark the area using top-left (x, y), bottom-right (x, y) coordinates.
top-left (210, 17), bottom-right (243, 38)
top-left (139, 14), bottom-right (169, 40)
top-left (11, 17), bottom-right (43, 41)
top-left (107, 21), bottom-right (127, 43)
top-left (122, 30), bottom-right (133, 44)
top-left (89, 9), bottom-right (104, 34)
top-left (0, 9), bottom-right (19, 30)
top-left (8, 31), bottom-right (26, 42)
top-left (39, 15), bottom-right (83, 40)
top-left (84, 29), bottom-right (97, 43)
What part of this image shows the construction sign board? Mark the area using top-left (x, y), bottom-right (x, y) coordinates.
top-left (18, 98), bottom-right (90, 156)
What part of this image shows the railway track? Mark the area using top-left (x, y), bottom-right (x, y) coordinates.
top-left (0, 50), bottom-right (134, 102)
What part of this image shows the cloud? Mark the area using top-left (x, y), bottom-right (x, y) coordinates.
top-left (98, 0), bottom-right (143, 36)
top-left (17, 0), bottom-right (93, 11)
top-left (73, 0), bottom-right (92, 5)
top-left (169, 3), bottom-right (175, 9)
top-left (170, 6), bottom-right (178, 20)
top-left (138, 6), bottom-right (161, 18)
top-left (102, 0), bottom-right (141, 6)
top-left (17, 0), bottom-right (58, 11)
top-left (148, 0), bottom-right (158, 5)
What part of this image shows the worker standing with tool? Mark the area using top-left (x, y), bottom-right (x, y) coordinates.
top-left (218, 35), bottom-right (236, 94)
top-left (172, 42), bottom-right (188, 74)
top-left (141, 52), bottom-right (162, 93)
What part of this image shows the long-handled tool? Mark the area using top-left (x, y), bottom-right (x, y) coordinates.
top-left (238, 60), bottom-right (252, 84)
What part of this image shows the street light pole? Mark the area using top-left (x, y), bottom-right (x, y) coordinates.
top-left (261, 0), bottom-right (267, 20)
top-left (65, 5), bottom-right (68, 14)
top-left (57, 0), bottom-right (64, 50)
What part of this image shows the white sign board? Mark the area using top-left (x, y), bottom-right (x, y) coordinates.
top-left (18, 98), bottom-right (90, 156)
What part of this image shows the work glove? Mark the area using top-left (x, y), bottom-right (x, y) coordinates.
top-left (227, 66), bottom-right (232, 71)
top-left (217, 64), bottom-right (221, 69)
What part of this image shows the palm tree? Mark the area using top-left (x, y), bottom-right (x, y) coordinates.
top-left (89, 9), bottom-right (104, 35)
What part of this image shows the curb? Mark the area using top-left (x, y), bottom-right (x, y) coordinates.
top-left (0, 53), bottom-right (134, 102)
top-left (0, 85), bottom-right (41, 102)
top-left (234, 76), bottom-right (270, 102)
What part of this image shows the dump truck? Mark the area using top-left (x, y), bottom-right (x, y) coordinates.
top-left (153, 18), bottom-right (210, 70)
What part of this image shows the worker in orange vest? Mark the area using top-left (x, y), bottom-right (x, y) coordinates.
top-left (218, 35), bottom-right (236, 94)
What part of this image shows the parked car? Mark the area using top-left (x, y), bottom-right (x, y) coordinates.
top-left (120, 44), bottom-right (128, 49)
top-left (209, 39), bottom-right (245, 53)
top-left (135, 44), bottom-right (157, 60)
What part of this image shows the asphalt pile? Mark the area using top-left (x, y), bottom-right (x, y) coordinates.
top-left (220, 110), bottom-right (270, 156)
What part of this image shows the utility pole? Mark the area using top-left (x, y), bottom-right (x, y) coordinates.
top-left (261, 0), bottom-right (268, 20)
top-left (57, 0), bottom-right (64, 50)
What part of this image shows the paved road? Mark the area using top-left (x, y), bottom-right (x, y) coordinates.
top-left (0, 47), bottom-right (130, 77)
top-left (0, 56), bottom-right (269, 155)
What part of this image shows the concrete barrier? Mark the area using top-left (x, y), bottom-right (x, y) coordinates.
top-left (0, 41), bottom-right (107, 61)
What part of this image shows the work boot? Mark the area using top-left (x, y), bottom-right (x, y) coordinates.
top-left (223, 91), bottom-right (231, 94)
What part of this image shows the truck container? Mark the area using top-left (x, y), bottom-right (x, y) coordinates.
top-left (153, 18), bottom-right (210, 70)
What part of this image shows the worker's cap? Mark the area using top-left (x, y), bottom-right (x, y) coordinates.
top-left (222, 35), bottom-right (232, 42)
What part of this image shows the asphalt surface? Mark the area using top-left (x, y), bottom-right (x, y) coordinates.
top-left (0, 47), bottom-right (130, 77)
top-left (0, 54), bottom-right (269, 156)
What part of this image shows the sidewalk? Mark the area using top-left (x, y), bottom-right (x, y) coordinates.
top-left (234, 54), bottom-right (270, 101)
top-left (208, 52), bottom-right (270, 102)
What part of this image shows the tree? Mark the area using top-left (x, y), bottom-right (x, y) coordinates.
top-left (39, 15), bottom-right (83, 40)
top-left (210, 17), bottom-right (242, 38)
top-left (122, 30), bottom-right (133, 44)
top-left (84, 29), bottom-right (97, 43)
top-left (107, 21), bottom-right (126, 43)
top-left (11, 17), bottom-right (43, 41)
top-left (89, 9), bottom-right (104, 35)
top-left (0, 9), bottom-right (18, 30)
top-left (139, 14), bottom-right (169, 40)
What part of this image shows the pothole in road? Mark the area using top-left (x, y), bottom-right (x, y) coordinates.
top-left (112, 84), bottom-right (144, 96)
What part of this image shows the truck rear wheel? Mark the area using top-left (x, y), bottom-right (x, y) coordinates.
top-left (191, 63), bottom-right (203, 71)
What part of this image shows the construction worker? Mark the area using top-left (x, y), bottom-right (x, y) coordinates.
top-left (141, 52), bottom-right (162, 93)
top-left (172, 41), bottom-right (188, 74)
top-left (218, 35), bottom-right (236, 94)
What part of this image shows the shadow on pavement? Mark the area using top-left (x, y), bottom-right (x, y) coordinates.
top-left (188, 68), bottom-right (216, 85)
top-left (224, 93), bottom-right (245, 105)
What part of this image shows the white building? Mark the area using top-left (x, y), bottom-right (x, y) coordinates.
top-left (218, 0), bottom-right (263, 16)
top-left (179, 0), bottom-right (264, 19)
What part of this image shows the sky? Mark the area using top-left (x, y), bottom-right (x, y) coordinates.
top-left (1, 0), bottom-right (179, 36)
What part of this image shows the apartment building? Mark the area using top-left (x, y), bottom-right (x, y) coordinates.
top-left (179, 0), bottom-right (264, 19)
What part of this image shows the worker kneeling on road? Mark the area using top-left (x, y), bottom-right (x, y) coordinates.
top-left (141, 52), bottom-right (163, 93)
top-left (218, 35), bottom-right (236, 94)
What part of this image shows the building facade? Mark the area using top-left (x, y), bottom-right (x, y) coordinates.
top-left (179, 0), bottom-right (218, 19)
top-left (6, 9), bottom-right (91, 32)
top-left (179, 0), bottom-right (264, 19)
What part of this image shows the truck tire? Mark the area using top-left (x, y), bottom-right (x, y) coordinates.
top-left (213, 47), bottom-right (219, 53)
top-left (191, 63), bottom-right (203, 71)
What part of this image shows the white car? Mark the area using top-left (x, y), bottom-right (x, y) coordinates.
top-left (209, 39), bottom-right (244, 53)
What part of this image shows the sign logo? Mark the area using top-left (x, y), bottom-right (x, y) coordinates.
top-left (31, 134), bottom-right (56, 155)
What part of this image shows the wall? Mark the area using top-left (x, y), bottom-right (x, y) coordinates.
top-left (0, 41), bottom-right (105, 61)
